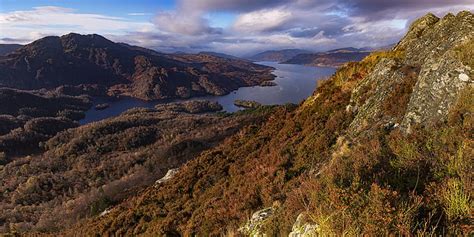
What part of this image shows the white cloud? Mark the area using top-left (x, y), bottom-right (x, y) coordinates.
top-left (0, 6), bottom-right (154, 44)
top-left (154, 11), bottom-right (221, 36)
top-left (233, 8), bottom-right (293, 33)
top-left (128, 13), bottom-right (151, 16)
top-left (1, 3), bottom-right (473, 56)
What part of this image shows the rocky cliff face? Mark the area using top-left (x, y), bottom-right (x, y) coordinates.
top-left (399, 11), bottom-right (473, 130)
top-left (347, 11), bottom-right (473, 135)
top-left (0, 33), bottom-right (275, 100)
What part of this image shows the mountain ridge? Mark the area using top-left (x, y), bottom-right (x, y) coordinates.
top-left (250, 47), bottom-right (372, 67)
top-left (283, 51), bottom-right (371, 67)
top-left (0, 33), bottom-right (275, 101)
top-left (248, 49), bottom-right (313, 62)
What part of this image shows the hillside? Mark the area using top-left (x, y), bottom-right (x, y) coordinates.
top-left (0, 33), bottom-right (274, 101)
top-left (57, 11), bottom-right (473, 236)
top-left (326, 47), bottom-right (368, 53)
top-left (0, 101), bottom-right (279, 233)
top-left (198, 51), bottom-right (244, 61)
top-left (283, 48), bottom-right (371, 67)
top-left (248, 49), bottom-right (313, 62)
top-left (0, 87), bottom-right (92, 158)
top-left (0, 44), bottom-right (22, 55)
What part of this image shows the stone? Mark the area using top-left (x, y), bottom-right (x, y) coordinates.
top-left (238, 207), bottom-right (275, 237)
top-left (343, 10), bottom-right (474, 134)
top-left (99, 208), bottom-right (112, 217)
top-left (289, 213), bottom-right (319, 237)
top-left (154, 168), bottom-right (179, 187)
top-left (459, 73), bottom-right (470, 82)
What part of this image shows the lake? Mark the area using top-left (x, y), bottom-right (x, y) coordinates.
top-left (80, 62), bottom-right (336, 124)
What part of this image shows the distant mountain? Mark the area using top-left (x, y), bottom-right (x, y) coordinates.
top-left (199, 51), bottom-right (244, 60)
top-left (375, 43), bottom-right (397, 51)
top-left (283, 48), bottom-right (371, 67)
top-left (325, 47), bottom-right (368, 53)
top-left (0, 33), bottom-right (274, 100)
top-left (248, 49), bottom-right (313, 62)
top-left (0, 44), bottom-right (22, 55)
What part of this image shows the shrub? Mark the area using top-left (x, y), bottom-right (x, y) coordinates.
top-left (441, 178), bottom-right (471, 221)
top-left (89, 189), bottom-right (113, 216)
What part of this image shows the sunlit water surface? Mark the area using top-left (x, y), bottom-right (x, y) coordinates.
top-left (80, 62), bottom-right (336, 124)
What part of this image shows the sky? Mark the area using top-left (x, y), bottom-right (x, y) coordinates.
top-left (0, 0), bottom-right (473, 56)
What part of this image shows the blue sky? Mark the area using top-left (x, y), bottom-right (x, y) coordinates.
top-left (0, 0), bottom-right (176, 14)
top-left (0, 0), bottom-right (472, 55)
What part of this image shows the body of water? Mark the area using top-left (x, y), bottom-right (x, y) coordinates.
top-left (80, 62), bottom-right (336, 124)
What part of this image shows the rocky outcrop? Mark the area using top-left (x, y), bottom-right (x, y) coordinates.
top-left (394, 13), bottom-right (440, 52)
top-left (399, 11), bottom-right (473, 130)
top-left (347, 11), bottom-right (473, 135)
top-left (154, 168), bottom-right (179, 187)
top-left (239, 207), bottom-right (275, 236)
top-left (289, 213), bottom-right (318, 237)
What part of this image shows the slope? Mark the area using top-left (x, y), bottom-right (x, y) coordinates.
top-left (67, 11), bottom-right (473, 236)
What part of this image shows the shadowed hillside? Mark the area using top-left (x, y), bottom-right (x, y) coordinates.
top-left (0, 44), bottom-right (22, 55)
top-left (0, 101), bottom-right (280, 233)
top-left (0, 87), bottom-right (92, 158)
top-left (248, 49), bottom-right (313, 62)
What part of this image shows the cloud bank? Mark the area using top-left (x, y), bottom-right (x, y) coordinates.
top-left (1, 1), bottom-right (473, 56)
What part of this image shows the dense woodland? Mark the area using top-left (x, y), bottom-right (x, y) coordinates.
top-left (0, 100), bottom-right (277, 232)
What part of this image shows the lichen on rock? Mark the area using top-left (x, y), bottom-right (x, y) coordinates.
top-left (346, 11), bottom-right (474, 135)
top-left (238, 207), bottom-right (275, 237)
top-left (289, 213), bottom-right (319, 237)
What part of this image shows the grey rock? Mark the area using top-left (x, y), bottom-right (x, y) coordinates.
top-left (289, 213), bottom-right (319, 237)
top-left (239, 207), bottom-right (275, 237)
top-left (154, 168), bottom-right (179, 187)
top-left (459, 73), bottom-right (470, 82)
top-left (346, 11), bottom-right (474, 135)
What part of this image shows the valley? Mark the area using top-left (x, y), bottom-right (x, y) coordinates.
top-left (0, 2), bottom-right (472, 236)
top-left (80, 62), bottom-right (335, 124)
